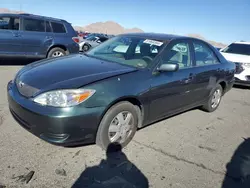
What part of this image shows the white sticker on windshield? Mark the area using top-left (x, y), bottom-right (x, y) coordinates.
top-left (143, 39), bottom-right (163, 46)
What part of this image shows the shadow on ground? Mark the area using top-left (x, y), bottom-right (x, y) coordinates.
top-left (222, 138), bottom-right (250, 188)
top-left (233, 85), bottom-right (249, 90)
top-left (0, 58), bottom-right (38, 66)
top-left (72, 143), bottom-right (149, 188)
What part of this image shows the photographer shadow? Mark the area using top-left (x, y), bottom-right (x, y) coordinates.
top-left (72, 143), bottom-right (149, 188)
top-left (222, 138), bottom-right (250, 188)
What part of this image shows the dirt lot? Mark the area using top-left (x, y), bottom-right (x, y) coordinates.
top-left (0, 65), bottom-right (250, 188)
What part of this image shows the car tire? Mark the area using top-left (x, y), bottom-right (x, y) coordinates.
top-left (201, 84), bottom-right (223, 112)
top-left (82, 44), bottom-right (90, 52)
top-left (96, 101), bottom-right (139, 150)
top-left (47, 47), bottom-right (66, 58)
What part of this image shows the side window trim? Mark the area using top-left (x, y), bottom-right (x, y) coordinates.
top-left (45, 21), bottom-right (52, 32)
top-left (188, 39), bottom-right (196, 67)
top-left (192, 39), bottom-right (221, 67)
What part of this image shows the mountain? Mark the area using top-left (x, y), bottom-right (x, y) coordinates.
top-left (0, 8), bottom-right (24, 14)
top-left (74, 21), bottom-right (143, 35)
top-left (0, 8), bottom-right (227, 47)
top-left (187, 34), bottom-right (227, 48)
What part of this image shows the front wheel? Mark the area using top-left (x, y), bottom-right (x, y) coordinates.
top-left (82, 44), bottom-right (90, 52)
top-left (201, 84), bottom-right (223, 112)
top-left (96, 102), bottom-right (139, 150)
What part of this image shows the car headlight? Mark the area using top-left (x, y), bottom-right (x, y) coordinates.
top-left (33, 89), bottom-right (95, 107)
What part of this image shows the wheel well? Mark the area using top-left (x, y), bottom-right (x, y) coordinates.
top-left (218, 81), bottom-right (226, 93)
top-left (47, 45), bottom-right (68, 57)
top-left (99, 97), bottom-right (144, 129)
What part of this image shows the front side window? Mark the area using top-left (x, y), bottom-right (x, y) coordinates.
top-left (194, 41), bottom-right (219, 66)
top-left (221, 43), bottom-right (250, 56)
top-left (0, 17), bottom-right (19, 30)
top-left (51, 22), bottom-right (66, 33)
top-left (0, 17), bottom-right (10, 30)
top-left (161, 42), bottom-right (191, 69)
top-left (86, 36), bottom-right (165, 68)
top-left (99, 37), bottom-right (108, 42)
top-left (23, 18), bottom-right (45, 32)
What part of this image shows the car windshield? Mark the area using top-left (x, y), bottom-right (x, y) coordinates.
top-left (86, 36), bottom-right (165, 68)
top-left (221, 43), bottom-right (250, 56)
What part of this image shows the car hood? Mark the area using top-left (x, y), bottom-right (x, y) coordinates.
top-left (220, 52), bottom-right (250, 63)
top-left (16, 54), bottom-right (137, 95)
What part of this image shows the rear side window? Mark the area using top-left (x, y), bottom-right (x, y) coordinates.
top-left (193, 41), bottom-right (219, 66)
top-left (0, 17), bottom-right (20, 30)
top-left (23, 18), bottom-right (45, 32)
top-left (51, 22), bottom-right (66, 33)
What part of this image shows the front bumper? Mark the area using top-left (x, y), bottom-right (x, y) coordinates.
top-left (7, 81), bottom-right (105, 146)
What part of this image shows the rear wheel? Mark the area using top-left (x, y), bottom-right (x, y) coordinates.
top-left (96, 102), bottom-right (139, 150)
top-left (47, 47), bottom-right (66, 58)
top-left (202, 84), bottom-right (223, 112)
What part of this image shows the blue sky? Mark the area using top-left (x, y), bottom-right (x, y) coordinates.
top-left (1, 0), bottom-right (250, 44)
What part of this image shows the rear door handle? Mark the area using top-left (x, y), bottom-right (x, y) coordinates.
top-left (13, 33), bottom-right (21, 37)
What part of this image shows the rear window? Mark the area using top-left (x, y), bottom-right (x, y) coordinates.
top-left (23, 18), bottom-right (45, 32)
top-left (51, 22), bottom-right (66, 33)
top-left (221, 43), bottom-right (250, 56)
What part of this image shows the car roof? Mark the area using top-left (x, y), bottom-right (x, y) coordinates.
top-left (0, 13), bottom-right (67, 23)
top-left (233, 41), bottom-right (250, 45)
top-left (117, 32), bottom-right (195, 41)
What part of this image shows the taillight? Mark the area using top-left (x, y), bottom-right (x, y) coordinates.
top-left (72, 37), bottom-right (80, 43)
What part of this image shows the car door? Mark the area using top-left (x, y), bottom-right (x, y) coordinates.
top-left (0, 16), bottom-right (22, 57)
top-left (149, 39), bottom-right (195, 120)
top-left (19, 17), bottom-right (48, 58)
top-left (186, 40), bottom-right (222, 105)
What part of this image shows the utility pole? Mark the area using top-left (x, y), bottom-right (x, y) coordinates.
top-left (20, 4), bottom-right (22, 12)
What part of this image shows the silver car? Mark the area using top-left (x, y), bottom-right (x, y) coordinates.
top-left (79, 35), bottom-right (109, 52)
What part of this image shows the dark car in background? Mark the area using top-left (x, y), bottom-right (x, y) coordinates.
top-left (8, 33), bottom-right (235, 150)
top-left (0, 13), bottom-right (79, 60)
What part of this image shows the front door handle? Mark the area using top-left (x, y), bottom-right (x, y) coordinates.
top-left (183, 73), bottom-right (194, 84)
top-left (46, 36), bottom-right (53, 40)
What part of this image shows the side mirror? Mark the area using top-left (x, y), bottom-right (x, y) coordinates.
top-left (157, 63), bottom-right (179, 72)
top-left (96, 40), bottom-right (101, 43)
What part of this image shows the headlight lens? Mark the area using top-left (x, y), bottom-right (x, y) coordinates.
top-left (33, 89), bottom-right (95, 107)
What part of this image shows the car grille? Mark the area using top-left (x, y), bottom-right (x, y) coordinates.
top-left (15, 78), bottom-right (40, 97)
top-left (235, 62), bottom-right (244, 74)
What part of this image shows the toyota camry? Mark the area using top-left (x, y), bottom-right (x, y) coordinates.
top-left (8, 33), bottom-right (235, 150)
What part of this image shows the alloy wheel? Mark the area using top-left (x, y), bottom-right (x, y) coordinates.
top-left (52, 51), bottom-right (64, 57)
top-left (211, 89), bottom-right (221, 108)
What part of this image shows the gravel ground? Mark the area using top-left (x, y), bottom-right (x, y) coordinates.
top-left (0, 65), bottom-right (249, 188)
